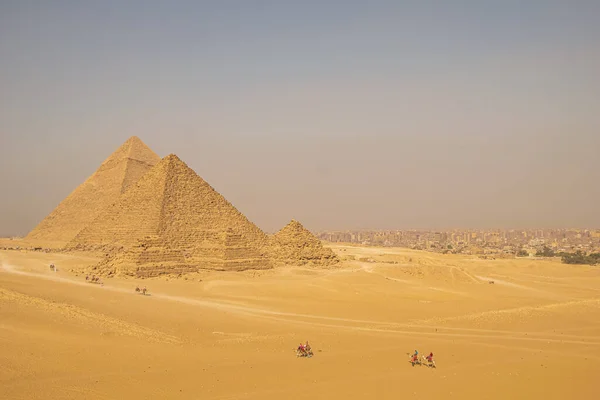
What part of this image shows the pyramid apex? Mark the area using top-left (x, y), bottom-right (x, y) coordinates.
top-left (161, 153), bottom-right (188, 166)
top-left (288, 219), bottom-right (304, 227)
top-left (163, 153), bottom-right (181, 161)
top-left (122, 135), bottom-right (146, 150)
top-left (274, 219), bottom-right (308, 235)
top-left (99, 136), bottom-right (160, 168)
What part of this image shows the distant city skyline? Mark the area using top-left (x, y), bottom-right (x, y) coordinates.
top-left (317, 228), bottom-right (600, 257)
top-left (2, 1), bottom-right (599, 236)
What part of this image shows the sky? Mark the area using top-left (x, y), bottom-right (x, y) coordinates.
top-left (1, 0), bottom-right (599, 236)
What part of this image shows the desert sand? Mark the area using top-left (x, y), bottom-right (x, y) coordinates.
top-left (1, 244), bottom-right (599, 400)
top-left (3, 137), bottom-right (598, 398)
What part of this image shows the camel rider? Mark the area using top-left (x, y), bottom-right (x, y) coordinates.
top-left (426, 352), bottom-right (433, 362)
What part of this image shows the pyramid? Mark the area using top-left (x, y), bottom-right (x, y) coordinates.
top-left (67, 154), bottom-right (270, 272)
top-left (269, 219), bottom-right (339, 266)
top-left (26, 136), bottom-right (160, 244)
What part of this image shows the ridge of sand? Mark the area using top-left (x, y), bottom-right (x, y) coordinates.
top-left (0, 287), bottom-right (180, 344)
top-left (269, 219), bottom-right (339, 266)
top-left (26, 136), bottom-right (160, 245)
top-left (414, 297), bottom-right (600, 327)
top-left (68, 154), bottom-right (270, 275)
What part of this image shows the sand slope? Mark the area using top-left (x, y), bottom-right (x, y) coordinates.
top-left (1, 245), bottom-right (599, 399)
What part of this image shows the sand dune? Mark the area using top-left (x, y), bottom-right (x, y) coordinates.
top-left (1, 244), bottom-right (599, 399)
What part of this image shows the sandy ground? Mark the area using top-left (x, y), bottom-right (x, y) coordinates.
top-left (1, 244), bottom-right (599, 399)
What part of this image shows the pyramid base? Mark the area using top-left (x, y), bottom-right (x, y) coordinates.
top-left (89, 259), bottom-right (271, 278)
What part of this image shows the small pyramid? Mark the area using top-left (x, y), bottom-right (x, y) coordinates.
top-left (68, 154), bottom-right (270, 272)
top-left (26, 136), bottom-right (160, 244)
top-left (269, 219), bottom-right (338, 266)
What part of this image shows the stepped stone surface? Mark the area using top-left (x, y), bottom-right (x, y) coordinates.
top-left (68, 154), bottom-right (270, 273)
top-left (26, 136), bottom-right (160, 244)
top-left (269, 220), bottom-right (339, 266)
top-left (88, 230), bottom-right (270, 278)
top-left (86, 236), bottom-right (195, 278)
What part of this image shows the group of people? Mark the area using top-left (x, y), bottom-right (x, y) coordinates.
top-left (84, 274), bottom-right (148, 295)
top-left (135, 286), bottom-right (148, 295)
top-left (296, 341), bottom-right (313, 357)
top-left (410, 350), bottom-right (436, 367)
top-left (294, 343), bottom-right (435, 366)
top-left (85, 275), bottom-right (103, 285)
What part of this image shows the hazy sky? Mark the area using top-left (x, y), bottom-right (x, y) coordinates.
top-left (1, 1), bottom-right (599, 236)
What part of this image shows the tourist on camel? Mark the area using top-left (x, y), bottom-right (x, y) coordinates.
top-left (426, 352), bottom-right (434, 363)
top-left (297, 342), bottom-right (307, 356)
top-left (410, 350), bottom-right (419, 365)
top-left (304, 341), bottom-right (312, 354)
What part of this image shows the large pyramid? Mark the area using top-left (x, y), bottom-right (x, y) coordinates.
top-left (26, 136), bottom-right (160, 244)
top-left (68, 154), bottom-right (270, 272)
top-left (269, 219), bottom-right (339, 266)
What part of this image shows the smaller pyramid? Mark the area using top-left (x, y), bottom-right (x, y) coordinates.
top-left (27, 136), bottom-right (160, 244)
top-left (269, 219), bottom-right (339, 266)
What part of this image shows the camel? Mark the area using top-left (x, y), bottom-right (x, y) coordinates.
top-left (422, 355), bottom-right (436, 368)
top-left (135, 287), bottom-right (148, 296)
top-left (409, 354), bottom-right (422, 366)
top-left (296, 342), bottom-right (313, 358)
top-left (88, 276), bottom-right (103, 285)
top-left (296, 348), bottom-right (313, 357)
